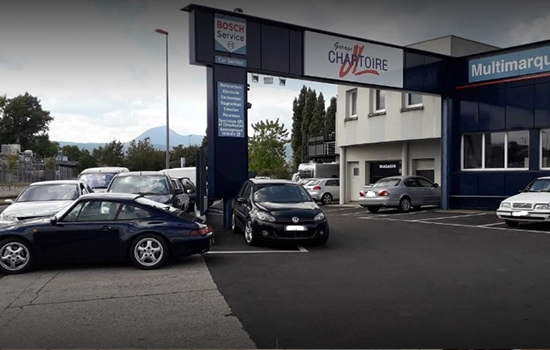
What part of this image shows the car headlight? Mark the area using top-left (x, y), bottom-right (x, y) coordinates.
top-left (256, 211), bottom-right (276, 222)
top-left (500, 202), bottom-right (511, 208)
top-left (535, 203), bottom-right (550, 210)
top-left (1, 214), bottom-right (18, 221)
top-left (314, 212), bottom-right (325, 222)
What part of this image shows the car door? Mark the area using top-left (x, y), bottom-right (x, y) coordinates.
top-left (416, 177), bottom-right (440, 205)
top-left (325, 179), bottom-right (340, 200)
top-left (403, 177), bottom-right (425, 205)
top-left (34, 200), bottom-right (123, 261)
top-left (233, 182), bottom-right (251, 229)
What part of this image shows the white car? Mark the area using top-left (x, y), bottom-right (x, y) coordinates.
top-left (496, 177), bottom-right (550, 226)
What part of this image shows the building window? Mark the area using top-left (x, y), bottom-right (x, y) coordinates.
top-left (541, 129), bottom-right (550, 168)
top-left (405, 93), bottom-right (422, 107)
top-left (347, 89), bottom-right (357, 118)
top-left (375, 89), bottom-right (385, 112)
top-left (462, 131), bottom-right (529, 170)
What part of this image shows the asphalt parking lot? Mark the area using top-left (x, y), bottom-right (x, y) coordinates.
top-left (3, 203), bottom-right (550, 347)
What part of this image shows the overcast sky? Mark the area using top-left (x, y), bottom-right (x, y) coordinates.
top-left (1, 0), bottom-right (550, 144)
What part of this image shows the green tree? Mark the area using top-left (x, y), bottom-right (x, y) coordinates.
top-left (291, 86), bottom-right (307, 170)
top-left (77, 149), bottom-right (97, 173)
top-left (170, 145), bottom-right (201, 168)
top-left (61, 145), bottom-right (82, 162)
top-left (0, 93), bottom-right (54, 150)
top-left (93, 140), bottom-right (125, 166)
top-left (125, 138), bottom-right (165, 171)
top-left (249, 118), bottom-right (289, 178)
top-left (324, 96), bottom-right (337, 140)
top-left (309, 92), bottom-right (325, 138)
top-left (29, 134), bottom-right (59, 158)
top-left (300, 88), bottom-right (317, 162)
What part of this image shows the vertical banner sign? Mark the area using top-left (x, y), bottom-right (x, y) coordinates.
top-left (214, 14), bottom-right (246, 55)
top-left (217, 82), bottom-right (245, 138)
top-left (304, 31), bottom-right (403, 88)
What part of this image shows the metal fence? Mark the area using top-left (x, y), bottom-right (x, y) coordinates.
top-left (0, 157), bottom-right (77, 183)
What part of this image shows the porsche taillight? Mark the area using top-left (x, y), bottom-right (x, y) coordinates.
top-left (190, 225), bottom-right (213, 236)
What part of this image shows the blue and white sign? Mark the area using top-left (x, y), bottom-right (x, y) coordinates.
top-left (215, 55), bottom-right (247, 68)
top-left (469, 46), bottom-right (550, 83)
top-left (217, 82), bottom-right (245, 138)
top-left (214, 14), bottom-right (246, 55)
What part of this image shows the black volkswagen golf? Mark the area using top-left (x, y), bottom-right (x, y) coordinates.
top-left (232, 179), bottom-right (329, 246)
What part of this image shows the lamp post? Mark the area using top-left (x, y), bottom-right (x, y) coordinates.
top-left (155, 28), bottom-right (170, 169)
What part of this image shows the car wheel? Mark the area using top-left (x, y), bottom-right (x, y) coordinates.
top-left (130, 234), bottom-right (169, 270)
top-left (321, 193), bottom-right (333, 205)
top-left (0, 238), bottom-right (33, 275)
top-left (398, 197), bottom-right (412, 213)
top-left (231, 212), bottom-right (241, 233)
top-left (244, 218), bottom-right (258, 246)
top-left (505, 220), bottom-right (519, 227)
top-left (367, 206), bottom-right (380, 213)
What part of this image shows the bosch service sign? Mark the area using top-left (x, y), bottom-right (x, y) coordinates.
top-left (214, 14), bottom-right (246, 55)
top-left (304, 31), bottom-right (403, 88)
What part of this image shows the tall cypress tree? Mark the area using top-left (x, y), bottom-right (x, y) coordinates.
top-left (309, 92), bottom-right (326, 138)
top-left (300, 88), bottom-right (317, 163)
top-left (291, 85), bottom-right (308, 170)
top-left (324, 97), bottom-right (337, 141)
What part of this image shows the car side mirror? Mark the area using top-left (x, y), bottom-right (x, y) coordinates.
top-left (4, 199), bottom-right (14, 204)
top-left (433, 183), bottom-right (439, 188)
top-left (50, 216), bottom-right (58, 226)
top-left (187, 189), bottom-right (193, 194)
top-left (237, 197), bottom-right (248, 204)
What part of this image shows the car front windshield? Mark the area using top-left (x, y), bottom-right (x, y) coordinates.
top-left (17, 184), bottom-right (79, 202)
top-left (524, 179), bottom-right (550, 192)
top-left (109, 176), bottom-right (170, 195)
top-left (253, 184), bottom-right (312, 203)
top-left (78, 173), bottom-right (116, 189)
top-left (373, 178), bottom-right (401, 187)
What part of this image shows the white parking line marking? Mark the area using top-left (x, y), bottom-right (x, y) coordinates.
top-left (358, 216), bottom-right (550, 234)
top-left (206, 249), bottom-right (307, 254)
top-left (385, 210), bottom-right (428, 216)
top-left (411, 213), bottom-right (487, 221)
top-left (297, 245), bottom-right (308, 252)
top-left (477, 222), bottom-right (506, 227)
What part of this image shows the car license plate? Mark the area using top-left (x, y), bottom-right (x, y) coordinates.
top-left (285, 225), bottom-right (307, 231)
top-left (366, 191), bottom-right (376, 197)
top-left (512, 211), bottom-right (529, 217)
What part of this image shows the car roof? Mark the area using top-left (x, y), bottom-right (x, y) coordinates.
top-left (115, 171), bottom-right (166, 177)
top-left (79, 167), bottom-right (129, 174)
top-left (249, 179), bottom-right (299, 185)
top-left (78, 193), bottom-right (142, 201)
top-left (29, 180), bottom-right (83, 186)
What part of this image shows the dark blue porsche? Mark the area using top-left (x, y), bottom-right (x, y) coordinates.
top-left (0, 193), bottom-right (213, 274)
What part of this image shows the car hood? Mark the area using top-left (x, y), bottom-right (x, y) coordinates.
top-left (0, 201), bottom-right (73, 220)
top-left (93, 188), bottom-right (107, 193)
top-left (143, 194), bottom-right (171, 204)
top-left (256, 201), bottom-right (321, 218)
top-left (503, 192), bottom-right (550, 203)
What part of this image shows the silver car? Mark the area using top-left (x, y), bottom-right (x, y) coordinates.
top-left (304, 178), bottom-right (340, 205)
top-left (358, 176), bottom-right (440, 213)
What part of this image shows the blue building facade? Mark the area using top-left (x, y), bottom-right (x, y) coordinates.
top-left (450, 40), bottom-right (550, 209)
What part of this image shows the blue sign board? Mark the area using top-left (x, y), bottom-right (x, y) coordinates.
top-left (215, 55), bottom-right (247, 67)
top-left (217, 82), bottom-right (245, 138)
top-left (469, 45), bottom-right (550, 83)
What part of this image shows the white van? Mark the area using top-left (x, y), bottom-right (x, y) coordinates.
top-left (160, 167), bottom-right (204, 187)
top-left (78, 167), bottom-right (129, 192)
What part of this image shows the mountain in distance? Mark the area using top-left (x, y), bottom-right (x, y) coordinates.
top-left (56, 126), bottom-right (204, 152)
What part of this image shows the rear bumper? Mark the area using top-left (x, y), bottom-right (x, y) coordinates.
top-left (358, 197), bottom-right (400, 207)
top-left (171, 234), bottom-right (213, 257)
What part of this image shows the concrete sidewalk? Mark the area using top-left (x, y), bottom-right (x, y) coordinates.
top-left (0, 256), bottom-right (256, 348)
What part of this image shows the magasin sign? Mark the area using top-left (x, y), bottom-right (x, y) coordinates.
top-left (304, 31), bottom-right (403, 88)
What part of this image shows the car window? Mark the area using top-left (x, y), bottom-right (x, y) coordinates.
top-left (404, 179), bottom-right (419, 187)
top-left (373, 178), bottom-right (401, 187)
top-left (62, 202), bottom-right (85, 222)
top-left (326, 180), bottom-right (339, 186)
top-left (524, 178), bottom-right (550, 192)
top-left (239, 182), bottom-right (251, 199)
top-left (108, 175), bottom-right (170, 195)
top-left (181, 179), bottom-right (195, 192)
top-left (17, 184), bottom-right (79, 202)
top-left (416, 178), bottom-right (434, 187)
top-left (253, 184), bottom-right (312, 203)
top-left (305, 180), bottom-right (321, 186)
top-left (117, 204), bottom-right (152, 220)
top-left (78, 173), bottom-right (116, 189)
top-left (76, 201), bottom-right (121, 222)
